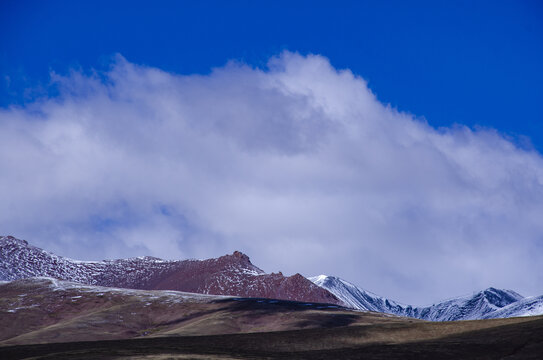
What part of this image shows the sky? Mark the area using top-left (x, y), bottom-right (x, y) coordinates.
top-left (1, 0), bottom-right (542, 305)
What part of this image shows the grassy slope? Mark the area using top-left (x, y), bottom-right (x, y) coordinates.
top-left (0, 279), bottom-right (402, 346)
top-left (1, 316), bottom-right (542, 359)
top-left (1, 279), bottom-right (543, 359)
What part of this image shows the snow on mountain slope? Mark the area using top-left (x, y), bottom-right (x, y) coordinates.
top-left (483, 295), bottom-right (543, 319)
top-left (309, 275), bottom-right (405, 313)
top-left (0, 235), bottom-right (184, 287)
top-left (3, 235), bottom-right (537, 320)
top-left (0, 236), bottom-right (340, 304)
top-left (4, 276), bottom-right (233, 306)
top-left (409, 287), bottom-right (525, 321)
top-left (310, 275), bottom-right (529, 321)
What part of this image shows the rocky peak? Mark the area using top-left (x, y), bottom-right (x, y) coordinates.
top-left (481, 287), bottom-right (523, 308)
top-left (1, 235), bottom-right (28, 246)
top-left (232, 250), bottom-right (251, 262)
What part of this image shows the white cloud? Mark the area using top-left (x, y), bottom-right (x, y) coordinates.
top-left (1, 52), bottom-right (542, 305)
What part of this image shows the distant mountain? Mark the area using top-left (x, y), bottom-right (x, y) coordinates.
top-left (482, 294), bottom-right (543, 319)
top-left (4, 235), bottom-right (541, 321)
top-left (408, 287), bottom-right (525, 321)
top-left (0, 235), bottom-right (340, 305)
top-left (309, 275), bottom-right (406, 313)
top-left (310, 275), bottom-right (542, 321)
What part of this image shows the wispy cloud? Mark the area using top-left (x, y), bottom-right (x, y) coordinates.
top-left (1, 52), bottom-right (542, 305)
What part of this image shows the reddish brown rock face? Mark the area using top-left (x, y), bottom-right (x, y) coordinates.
top-left (148, 254), bottom-right (340, 304)
top-left (0, 236), bottom-right (341, 305)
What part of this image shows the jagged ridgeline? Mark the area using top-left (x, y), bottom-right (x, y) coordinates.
top-left (0, 236), bottom-right (339, 304)
top-left (310, 275), bottom-right (543, 321)
top-left (2, 235), bottom-right (542, 321)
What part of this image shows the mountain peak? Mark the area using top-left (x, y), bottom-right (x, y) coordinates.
top-left (214, 251), bottom-right (254, 268)
top-left (481, 287), bottom-right (524, 308)
top-left (310, 275), bottom-right (329, 283)
top-left (232, 250), bottom-right (250, 262)
top-left (0, 235), bottom-right (28, 246)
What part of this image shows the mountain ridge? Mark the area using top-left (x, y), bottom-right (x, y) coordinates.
top-left (0, 235), bottom-right (339, 305)
top-left (2, 235), bottom-right (542, 321)
top-left (310, 274), bottom-right (542, 321)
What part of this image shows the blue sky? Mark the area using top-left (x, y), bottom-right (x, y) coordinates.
top-left (1, 1), bottom-right (543, 305)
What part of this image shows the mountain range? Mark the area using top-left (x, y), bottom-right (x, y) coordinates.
top-left (1, 235), bottom-right (542, 322)
top-left (3, 277), bottom-right (542, 359)
top-left (310, 275), bottom-right (543, 321)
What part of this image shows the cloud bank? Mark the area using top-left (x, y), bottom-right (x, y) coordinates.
top-left (1, 52), bottom-right (542, 305)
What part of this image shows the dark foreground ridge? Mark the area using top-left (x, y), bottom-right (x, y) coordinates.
top-left (2, 315), bottom-right (543, 360)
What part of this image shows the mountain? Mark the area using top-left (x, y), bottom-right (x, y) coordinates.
top-left (3, 235), bottom-right (541, 321)
top-left (310, 275), bottom-right (541, 321)
top-left (408, 287), bottom-right (526, 321)
top-left (0, 235), bottom-right (340, 305)
top-left (483, 295), bottom-right (543, 319)
top-left (309, 274), bottom-right (406, 313)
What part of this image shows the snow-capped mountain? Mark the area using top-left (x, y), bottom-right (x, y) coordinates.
top-left (0, 236), bottom-right (340, 304)
top-left (310, 275), bottom-right (541, 321)
top-left (309, 275), bottom-right (406, 313)
top-left (407, 287), bottom-right (525, 321)
top-left (482, 295), bottom-right (543, 319)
